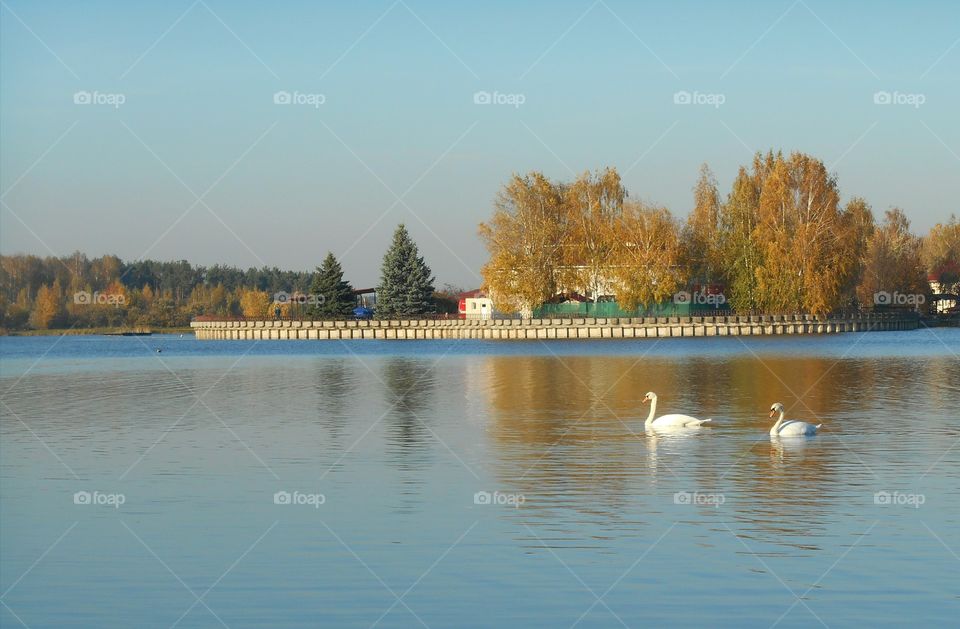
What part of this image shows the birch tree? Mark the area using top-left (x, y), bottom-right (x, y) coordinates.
top-left (479, 172), bottom-right (567, 317)
top-left (857, 209), bottom-right (928, 307)
top-left (716, 164), bottom-right (762, 311)
top-left (923, 215), bottom-right (960, 295)
top-left (683, 163), bottom-right (722, 284)
top-left (563, 168), bottom-right (625, 301)
top-left (753, 152), bottom-right (847, 314)
top-left (609, 202), bottom-right (685, 310)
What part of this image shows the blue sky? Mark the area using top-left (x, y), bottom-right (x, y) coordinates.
top-left (2, 0), bottom-right (958, 288)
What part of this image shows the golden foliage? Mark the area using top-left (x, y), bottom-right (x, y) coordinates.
top-left (479, 151), bottom-right (940, 316)
top-left (562, 168), bottom-right (625, 300)
top-left (29, 281), bottom-right (63, 329)
top-left (683, 163), bottom-right (722, 283)
top-left (239, 289), bottom-right (272, 318)
top-left (610, 202), bottom-right (685, 310)
top-left (716, 151), bottom-right (866, 314)
top-left (856, 209), bottom-right (928, 305)
top-left (923, 215), bottom-right (960, 293)
top-left (479, 172), bottom-right (566, 316)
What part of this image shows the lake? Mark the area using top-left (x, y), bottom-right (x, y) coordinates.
top-left (1, 330), bottom-right (958, 628)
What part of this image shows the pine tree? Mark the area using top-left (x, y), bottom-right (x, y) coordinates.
top-left (309, 252), bottom-right (355, 318)
top-left (376, 225), bottom-right (435, 318)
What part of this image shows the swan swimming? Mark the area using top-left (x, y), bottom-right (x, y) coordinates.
top-left (768, 402), bottom-right (821, 436)
top-left (642, 392), bottom-right (712, 429)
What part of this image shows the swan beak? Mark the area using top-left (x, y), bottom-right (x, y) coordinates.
top-left (641, 398), bottom-right (649, 405)
top-left (768, 410), bottom-right (776, 417)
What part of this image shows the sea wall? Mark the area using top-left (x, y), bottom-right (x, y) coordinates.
top-left (191, 313), bottom-right (917, 340)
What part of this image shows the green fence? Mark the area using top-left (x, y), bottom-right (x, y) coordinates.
top-left (533, 300), bottom-right (730, 318)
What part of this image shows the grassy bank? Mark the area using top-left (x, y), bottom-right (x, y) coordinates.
top-left (2, 326), bottom-right (195, 337)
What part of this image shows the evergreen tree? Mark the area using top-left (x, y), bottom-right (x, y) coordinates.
top-left (309, 252), bottom-right (355, 318)
top-left (376, 225), bottom-right (435, 318)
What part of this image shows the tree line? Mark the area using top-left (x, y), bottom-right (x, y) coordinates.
top-left (480, 151), bottom-right (959, 316)
top-left (1, 224), bottom-right (445, 331)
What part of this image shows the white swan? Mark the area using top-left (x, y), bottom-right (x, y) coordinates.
top-left (768, 402), bottom-right (821, 436)
top-left (642, 392), bottom-right (712, 429)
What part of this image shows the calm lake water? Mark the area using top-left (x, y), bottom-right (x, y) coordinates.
top-left (1, 330), bottom-right (959, 628)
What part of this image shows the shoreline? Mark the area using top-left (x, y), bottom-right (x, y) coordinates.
top-left (1, 326), bottom-right (194, 337)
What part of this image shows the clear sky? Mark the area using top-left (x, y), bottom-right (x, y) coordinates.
top-left (2, 0), bottom-right (958, 288)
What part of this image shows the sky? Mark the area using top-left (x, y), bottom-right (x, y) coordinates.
top-left (1, 0), bottom-right (958, 289)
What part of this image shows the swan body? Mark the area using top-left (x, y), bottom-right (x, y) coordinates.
top-left (768, 402), bottom-right (821, 436)
top-left (642, 392), bottom-right (712, 429)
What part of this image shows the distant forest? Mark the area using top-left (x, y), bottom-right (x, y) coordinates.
top-left (0, 253), bottom-right (315, 330)
top-left (0, 252), bottom-right (462, 331)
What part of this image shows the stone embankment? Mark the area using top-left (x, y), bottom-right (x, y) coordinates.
top-left (191, 313), bottom-right (917, 340)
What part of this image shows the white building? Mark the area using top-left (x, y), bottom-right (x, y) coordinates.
top-left (459, 290), bottom-right (495, 320)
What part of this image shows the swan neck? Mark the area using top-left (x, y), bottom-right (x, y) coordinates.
top-left (772, 410), bottom-right (785, 431)
top-left (645, 398), bottom-right (657, 426)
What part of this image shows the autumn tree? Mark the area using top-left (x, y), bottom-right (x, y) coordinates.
top-left (837, 197), bottom-right (875, 308)
top-left (479, 172), bottom-right (567, 317)
top-left (238, 289), bottom-right (271, 318)
top-left (683, 163), bottom-right (722, 284)
top-left (609, 201), bottom-right (685, 310)
top-left (752, 152), bottom-right (851, 314)
top-left (716, 163), bottom-right (763, 311)
top-left (857, 208), bottom-right (928, 308)
top-left (923, 215), bottom-right (960, 295)
top-left (715, 151), bottom-right (864, 315)
top-left (29, 281), bottom-right (64, 329)
top-left (563, 168), bottom-right (625, 301)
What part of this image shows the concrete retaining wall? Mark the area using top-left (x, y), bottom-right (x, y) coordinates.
top-left (191, 314), bottom-right (917, 340)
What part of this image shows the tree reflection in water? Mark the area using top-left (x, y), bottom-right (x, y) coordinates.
top-left (474, 351), bottom-right (957, 552)
top-left (382, 357), bottom-right (437, 473)
top-left (312, 359), bottom-right (355, 443)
